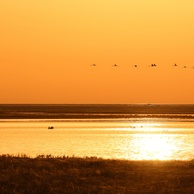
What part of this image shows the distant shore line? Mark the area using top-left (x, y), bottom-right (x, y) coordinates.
top-left (1, 104), bottom-right (194, 120)
top-left (0, 113), bottom-right (194, 120)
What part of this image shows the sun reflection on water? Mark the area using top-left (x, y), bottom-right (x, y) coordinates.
top-left (1, 119), bottom-right (193, 160)
top-left (129, 123), bottom-right (177, 160)
top-left (133, 134), bottom-right (176, 160)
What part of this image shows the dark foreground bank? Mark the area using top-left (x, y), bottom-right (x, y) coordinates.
top-left (0, 155), bottom-right (194, 194)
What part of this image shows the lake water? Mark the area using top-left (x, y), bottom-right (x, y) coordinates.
top-left (1, 104), bottom-right (194, 160)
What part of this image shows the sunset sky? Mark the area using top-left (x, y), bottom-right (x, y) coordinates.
top-left (1, 0), bottom-right (194, 104)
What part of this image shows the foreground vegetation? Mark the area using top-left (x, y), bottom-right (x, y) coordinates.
top-left (1, 155), bottom-right (194, 193)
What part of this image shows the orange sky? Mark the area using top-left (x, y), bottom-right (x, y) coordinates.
top-left (1, 0), bottom-right (194, 104)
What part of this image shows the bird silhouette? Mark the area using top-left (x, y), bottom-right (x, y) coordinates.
top-left (88, 63), bottom-right (194, 70)
top-left (150, 64), bottom-right (157, 67)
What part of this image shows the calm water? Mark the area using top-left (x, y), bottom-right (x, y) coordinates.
top-left (1, 104), bottom-right (194, 160)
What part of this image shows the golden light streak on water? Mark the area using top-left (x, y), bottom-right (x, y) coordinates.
top-left (130, 122), bottom-right (163, 131)
top-left (1, 120), bottom-right (194, 160)
top-left (124, 123), bottom-right (178, 160)
top-left (132, 133), bottom-right (176, 160)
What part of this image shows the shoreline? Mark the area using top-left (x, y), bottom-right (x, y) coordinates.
top-left (0, 113), bottom-right (194, 120)
top-left (1, 104), bottom-right (194, 120)
top-left (1, 155), bottom-right (194, 193)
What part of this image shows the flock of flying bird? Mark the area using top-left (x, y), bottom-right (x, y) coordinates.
top-left (90, 63), bottom-right (194, 69)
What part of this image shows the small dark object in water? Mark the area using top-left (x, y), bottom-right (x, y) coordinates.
top-left (48, 126), bottom-right (54, 129)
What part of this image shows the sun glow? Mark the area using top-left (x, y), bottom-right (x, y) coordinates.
top-left (130, 134), bottom-right (176, 160)
top-left (127, 122), bottom-right (178, 160)
top-left (134, 134), bottom-right (175, 160)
